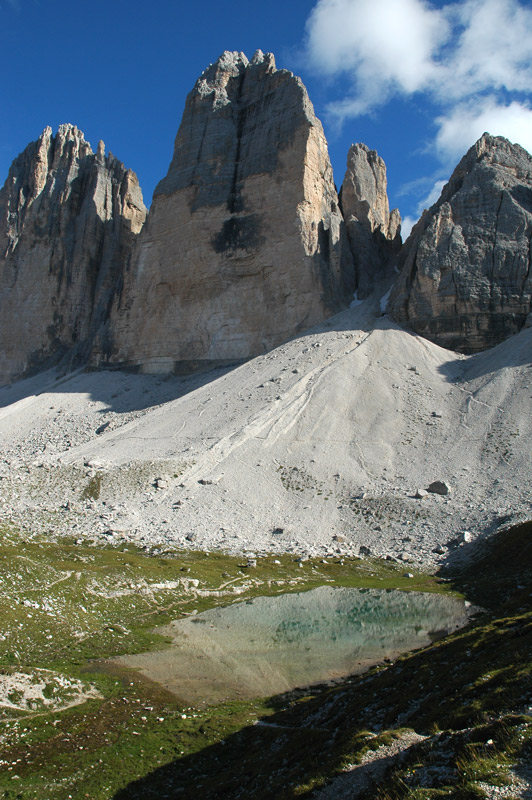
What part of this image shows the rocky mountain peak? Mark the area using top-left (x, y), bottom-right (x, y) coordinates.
top-left (389, 133), bottom-right (532, 352)
top-left (0, 125), bottom-right (146, 384)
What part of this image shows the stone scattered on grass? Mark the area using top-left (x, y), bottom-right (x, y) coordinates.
top-left (0, 669), bottom-right (100, 714)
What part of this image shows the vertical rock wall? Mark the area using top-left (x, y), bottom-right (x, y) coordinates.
top-left (99, 51), bottom-right (354, 373)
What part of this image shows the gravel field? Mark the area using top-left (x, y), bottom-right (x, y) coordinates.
top-left (1, 299), bottom-right (531, 567)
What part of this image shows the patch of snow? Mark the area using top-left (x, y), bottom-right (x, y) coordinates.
top-left (380, 289), bottom-right (392, 314)
top-left (350, 292), bottom-right (364, 309)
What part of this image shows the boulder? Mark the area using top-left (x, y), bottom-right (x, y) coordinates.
top-left (98, 50), bottom-right (354, 374)
top-left (389, 134), bottom-right (532, 352)
top-left (427, 481), bottom-right (451, 496)
top-left (0, 125), bottom-right (146, 384)
top-left (340, 143), bottom-right (401, 297)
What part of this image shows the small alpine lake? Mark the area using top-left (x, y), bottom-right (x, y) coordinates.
top-left (117, 585), bottom-right (473, 705)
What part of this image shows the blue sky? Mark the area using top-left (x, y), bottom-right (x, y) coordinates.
top-left (2, 0), bottom-right (532, 234)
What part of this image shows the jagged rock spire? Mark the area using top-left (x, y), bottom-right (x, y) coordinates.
top-left (340, 143), bottom-right (401, 298)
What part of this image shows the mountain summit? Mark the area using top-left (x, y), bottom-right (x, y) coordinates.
top-left (96, 50), bottom-right (354, 373)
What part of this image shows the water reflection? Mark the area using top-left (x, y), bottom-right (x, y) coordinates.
top-left (118, 587), bottom-right (471, 705)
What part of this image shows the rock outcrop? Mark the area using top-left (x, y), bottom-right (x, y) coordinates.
top-left (340, 143), bottom-right (401, 298)
top-left (97, 50), bottom-right (353, 373)
top-left (389, 134), bottom-right (532, 352)
top-left (0, 124), bottom-right (146, 384)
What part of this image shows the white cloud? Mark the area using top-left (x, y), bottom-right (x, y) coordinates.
top-left (440, 0), bottom-right (532, 99)
top-left (436, 99), bottom-right (532, 163)
top-left (305, 0), bottom-right (532, 154)
top-left (400, 215), bottom-right (417, 240)
top-left (305, 0), bottom-right (448, 115)
top-left (418, 179), bottom-right (447, 210)
top-left (398, 178), bottom-right (449, 238)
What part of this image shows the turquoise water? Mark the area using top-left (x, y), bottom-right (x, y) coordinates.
top-left (119, 586), bottom-right (471, 705)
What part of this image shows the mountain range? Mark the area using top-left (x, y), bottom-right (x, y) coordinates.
top-left (2, 50), bottom-right (532, 387)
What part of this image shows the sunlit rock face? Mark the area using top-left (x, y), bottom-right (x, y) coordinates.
top-left (99, 50), bottom-right (354, 374)
top-left (0, 124), bottom-right (146, 384)
top-left (340, 143), bottom-right (401, 298)
top-left (389, 134), bottom-right (532, 353)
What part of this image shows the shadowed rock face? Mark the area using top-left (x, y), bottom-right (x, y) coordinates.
top-left (389, 134), bottom-right (532, 353)
top-left (98, 50), bottom-right (354, 374)
top-left (0, 124), bottom-right (146, 384)
top-left (340, 143), bottom-right (401, 298)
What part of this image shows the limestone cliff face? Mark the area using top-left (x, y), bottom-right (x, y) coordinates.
top-left (0, 124), bottom-right (146, 384)
top-left (340, 143), bottom-right (401, 297)
top-left (389, 134), bottom-right (532, 353)
top-left (99, 50), bottom-right (353, 373)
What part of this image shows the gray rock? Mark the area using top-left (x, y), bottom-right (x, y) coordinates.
top-left (427, 481), bottom-right (451, 496)
top-left (340, 143), bottom-right (401, 297)
top-left (415, 488), bottom-right (429, 499)
top-left (359, 545), bottom-right (371, 556)
top-left (0, 124), bottom-right (146, 385)
top-left (389, 133), bottom-right (532, 352)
